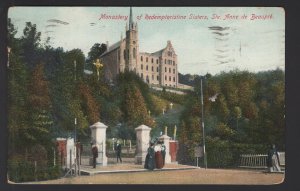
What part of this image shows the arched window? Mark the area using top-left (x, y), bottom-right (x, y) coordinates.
top-left (157, 67), bottom-right (159, 72)
top-left (169, 68), bottom-right (171, 73)
top-left (165, 75), bottom-right (167, 80)
top-left (169, 76), bottom-right (171, 81)
top-left (152, 75), bottom-right (154, 80)
top-left (141, 56), bottom-right (143, 61)
top-left (151, 58), bottom-right (153, 63)
top-left (141, 64), bottom-right (143, 70)
top-left (156, 59), bottom-right (158, 64)
top-left (152, 66), bottom-right (154, 71)
top-left (123, 50), bottom-right (126, 60)
top-left (173, 61), bottom-right (175, 65)
top-left (173, 77), bottom-right (176, 82)
top-left (173, 69), bottom-right (175, 74)
top-left (133, 48), bottom-right (136, 58)
top-left (141, 73), bottom-right (143, 79)
top-left (146, 57), bottom-right (148, 62)
top-left (165, 67), bottom-right (167, 72)
top-left (146, 65), bottom-right (148, 71)
top-left (165, 59), bottom-right (166, 64)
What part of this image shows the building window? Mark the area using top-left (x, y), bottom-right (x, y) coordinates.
top-left (173, 69), bottom-right (175, 74)
top-left (165, 59), bottom-right (166, 64)
top-left (124, 50), bottom-right (126, 60)
top-left (173, 77), bottom-right (175, 82)
top-left (133, 48), bottom-right (136, 58)
top-left (169, 76), bottom-right (171, 81)
top-left (141, 64), bottom-right (143, 70)
top-left (152, 66), bottom-right (154, 71)
top-left (156, 59), bottom-right (158, 64)
top-left (157, 75), bottom-right (159, 80)
top-left (169, 68), bottom-right (171, 73)
top-left (165, 75), bottom-right (167, 80)
top-left (146, 75), bottom-right (149, 83)
top-left (146, 65), bottom-right (148, 71)
top-left (173, 61), bottom-right (175, 65)
top-left (146, 57), bottom-right (148, 62)
top-left (157, 67), bottom-right (159, 72)
top-left (152, 75), bottom-right (154, 80)
top-left (165, 67), bottom-right (167, 72)
top-left (141, 56), bottom-right (143, 61)
top-left (141, 73), bottom-right (143, 79)
top-left (151, 58), bottom-right (153, 63)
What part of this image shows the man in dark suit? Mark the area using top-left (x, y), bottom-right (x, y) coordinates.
top-left (91, 141), bottom-right (98, 168)
top-left (116, 140), bottom-right (122, 163)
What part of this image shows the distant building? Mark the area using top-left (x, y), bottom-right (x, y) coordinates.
top-left (100, 8), bottom-right (178, 88)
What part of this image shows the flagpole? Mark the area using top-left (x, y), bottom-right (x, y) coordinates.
top-left (201, 78), bottom-right (207, 169)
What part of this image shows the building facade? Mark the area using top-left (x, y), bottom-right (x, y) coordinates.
top-left (100, 8), bottom-right (178, 88)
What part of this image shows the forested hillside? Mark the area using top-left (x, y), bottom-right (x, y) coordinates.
top-left (7, 19), bottom-right (284, 180)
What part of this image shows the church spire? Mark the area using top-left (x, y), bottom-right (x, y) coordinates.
top-left (129, 6), bottom-right (133, 30)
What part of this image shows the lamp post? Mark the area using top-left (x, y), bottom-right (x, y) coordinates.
top-left (201, 78), bottom-right (207, 169)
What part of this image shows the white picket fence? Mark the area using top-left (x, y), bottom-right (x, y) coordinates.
top-left (239, 152), bottom-right (285, 169)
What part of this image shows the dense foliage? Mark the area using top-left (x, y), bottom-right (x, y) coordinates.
top-left (178, 70), bottom-right (285, 167)
top-left (7, 19), bottom-right (285, 181)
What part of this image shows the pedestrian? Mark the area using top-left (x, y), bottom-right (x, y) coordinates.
top-left (91, 141), bottom-right (98, 168)
top-left (267, 144), bottom-right (281, 172)
top-left (116, 140), bottom-right (122, 163)
top-left (154, 141), bottom-right (164, 169)
top-left (144, 141), bottom-right (155, 170)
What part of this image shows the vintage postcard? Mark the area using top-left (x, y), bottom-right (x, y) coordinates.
top-left (6, 6), bottom-right (284, 184)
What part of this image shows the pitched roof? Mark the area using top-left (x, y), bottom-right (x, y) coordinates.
top-left (100, 39), bottom-right (123, 57)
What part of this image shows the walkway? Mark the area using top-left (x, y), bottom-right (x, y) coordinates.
top-left (79, 163), bottom-right (198, 175)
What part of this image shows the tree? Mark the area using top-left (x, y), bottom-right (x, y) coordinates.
top-left (86, 43), bottom-right (107, 70)
top-left (122, 84), bottom-right (154, 128)
top-left (27, 63), bottom-right (54, 148)
top-left (21, 22), bottom-right (42, 69)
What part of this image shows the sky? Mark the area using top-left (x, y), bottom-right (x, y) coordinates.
top-left (8, 7), bottom-right (285, 75)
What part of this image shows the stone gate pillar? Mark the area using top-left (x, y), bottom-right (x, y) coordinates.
top-left (135, 124), bottom-right (151, 164)
top-left (90, 122), bottom-right (108, 166)
top-left (159, 135), bottom-right (172, 164)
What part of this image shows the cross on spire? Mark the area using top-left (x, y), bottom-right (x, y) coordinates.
top-left (129, 6), bottom-right (133, 29)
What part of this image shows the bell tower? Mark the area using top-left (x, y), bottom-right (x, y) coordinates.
top-left (125, 7), bottom-right (139, 72)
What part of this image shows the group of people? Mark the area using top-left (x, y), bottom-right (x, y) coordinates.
top-left (91, 140), bottom-right (123, 168)
top-left (144, 140), bottom-right (166, 170)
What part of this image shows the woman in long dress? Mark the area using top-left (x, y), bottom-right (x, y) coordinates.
top-left (144, 142), bottom-right (155, 170)
top-left (154, 142), bottom-right (164, 169)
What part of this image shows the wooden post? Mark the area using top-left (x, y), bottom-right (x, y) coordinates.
top-left (78, 148), bottom-right (81, 176)
top-left (53, 148), bottom-right (56, 166)
top-left (70, 149), bottom-right (72, 176)
top-left (34, 161), bottom-right (37, 181)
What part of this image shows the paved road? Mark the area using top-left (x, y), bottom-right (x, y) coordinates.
top-left (22, 168), bottom-right (284, 185)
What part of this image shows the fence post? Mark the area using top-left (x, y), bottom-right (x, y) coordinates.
top-left (78, 148), bottom-right (81, 176)
top-left (34, 161), bottom-right (37, 181)
top-left (53, 148), bottom-right (56, 166)
top-left (70, 149), bottom-right (72, 176)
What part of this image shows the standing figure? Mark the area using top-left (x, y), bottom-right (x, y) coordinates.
top-left (154, 141), bottom-right (164, 169)
top-left (144, 142), bottom-right (155, 170)
top-left (116, 140), bottom-right (122, 163)
top-left (267, 144), bottom-right (281, 172)
top-left (91, 141), bottom-right (98, 169)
